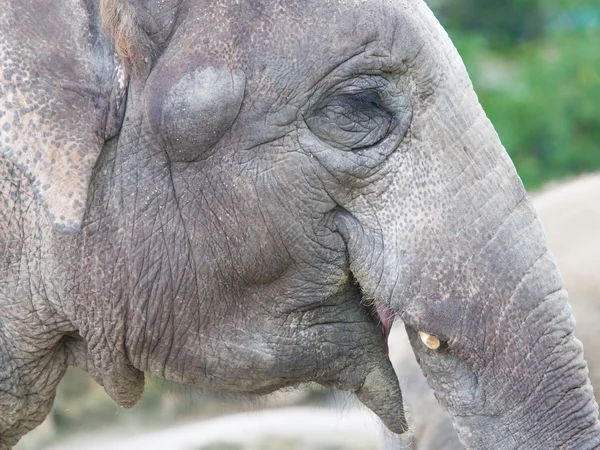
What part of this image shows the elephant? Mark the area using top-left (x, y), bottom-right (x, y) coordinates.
top-left (1, 0), bottom-right (599, 448)
top-left (385, 174), bottom-right (600, 450)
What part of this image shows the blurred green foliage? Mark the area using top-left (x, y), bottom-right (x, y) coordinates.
top-left (433, 0), bottom-right (544, 47)
top-left (432, 0), bottom-right (600, 189)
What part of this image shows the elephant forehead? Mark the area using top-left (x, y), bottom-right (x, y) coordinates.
top-left (169, 0), bottom-right (438, 84)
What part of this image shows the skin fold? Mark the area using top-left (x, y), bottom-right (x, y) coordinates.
top-left (385, 174), bottom-right (600, 450)
top-left (1, 0), bottom-right (599, 448)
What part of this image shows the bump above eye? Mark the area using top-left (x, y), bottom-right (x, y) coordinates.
top-left (147, 66), bottom-right (245, 163)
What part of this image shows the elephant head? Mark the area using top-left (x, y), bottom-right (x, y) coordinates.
top-left (1, 0), bottom-right (599, 447)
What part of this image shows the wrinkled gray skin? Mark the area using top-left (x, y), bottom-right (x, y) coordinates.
top-left (385, 176), bottom-right (600, 450)
top-left (1, 0), bottom-right (600, 448)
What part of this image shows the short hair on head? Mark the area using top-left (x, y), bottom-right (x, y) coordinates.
top-left (100, 0), bottom-right (155, 76)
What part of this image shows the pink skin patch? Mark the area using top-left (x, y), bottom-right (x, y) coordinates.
top-left (375, 303), bottom-right (395, 356)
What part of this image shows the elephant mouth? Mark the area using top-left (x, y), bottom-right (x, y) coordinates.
top-left (375, 302), bottom-right (395, 340)
top-left (365, 295), bottom-right (395, 355)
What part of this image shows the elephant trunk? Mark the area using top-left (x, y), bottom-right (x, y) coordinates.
top-left (415, 285), bottom-right (600, 449)
top-left (333, 111), bottom-right (600, 447)
top-left (325, 3), bottom-right (600, 438)
top-left (406, 120), bottom-right (600, 448)
top-left (458, 230), bottom-right (600, 448)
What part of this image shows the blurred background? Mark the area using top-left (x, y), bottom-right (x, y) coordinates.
top-left (430, 0), bottom-right (600, 189)
top-left (16, 0), bottom-right (599, 449)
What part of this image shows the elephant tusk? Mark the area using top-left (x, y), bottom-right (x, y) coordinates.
top-left (418, 331), bottom-right (441, 350)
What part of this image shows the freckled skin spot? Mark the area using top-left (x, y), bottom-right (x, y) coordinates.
top-left (0, 1), bottom-right (126, 233)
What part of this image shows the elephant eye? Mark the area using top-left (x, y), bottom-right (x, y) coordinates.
top-left (306, 90), bottom-right (394, 151)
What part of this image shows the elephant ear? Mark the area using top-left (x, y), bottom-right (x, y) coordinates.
top-left (0, 0), bottom-right (127, 232)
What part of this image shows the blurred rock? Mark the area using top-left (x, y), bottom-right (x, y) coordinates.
top-left (532, 173), bottom-right (600, 401)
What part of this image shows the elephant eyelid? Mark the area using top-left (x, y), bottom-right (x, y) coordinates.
top-left (305, 89), bottom-right (395, 151)
top-left (338, 90), bottom-right (387, 110)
